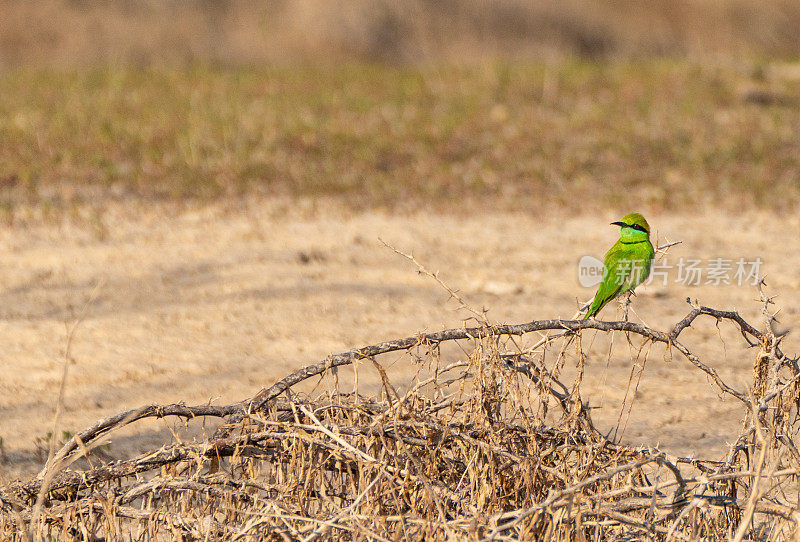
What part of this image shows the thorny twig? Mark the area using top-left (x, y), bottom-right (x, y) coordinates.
top-left (3, 288), bottom-right (799, 541)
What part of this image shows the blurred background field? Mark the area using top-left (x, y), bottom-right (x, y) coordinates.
top-left (0, 0), bottom-right (799, 214)
top-left (0, 0), bottom-right (799, 483)
top-left (2, 0), bottom-right (800, 66)
top-left (3, 62), bottom-right (800, 214)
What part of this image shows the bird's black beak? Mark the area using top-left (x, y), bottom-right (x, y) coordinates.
top-left (610, 221), bottom-right (627, 227)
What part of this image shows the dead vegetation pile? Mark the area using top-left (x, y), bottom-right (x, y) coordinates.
top-left (1, 281), bottom-right (799, 540)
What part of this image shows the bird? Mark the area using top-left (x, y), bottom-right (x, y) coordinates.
top-left (584, 212), bottom-right (655, 319)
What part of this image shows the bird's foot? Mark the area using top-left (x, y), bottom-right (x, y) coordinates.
top-left (621, 292), bottom-right (634, 321)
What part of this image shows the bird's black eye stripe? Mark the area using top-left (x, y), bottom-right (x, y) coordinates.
top-left (616, 222), bottom-right (647, 233)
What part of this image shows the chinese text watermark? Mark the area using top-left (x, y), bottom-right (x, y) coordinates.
top-left (577, 257), bottom-right (763, 288)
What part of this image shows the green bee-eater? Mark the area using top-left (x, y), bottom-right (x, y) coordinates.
top-left (584, 212), bottom-right (655, 319)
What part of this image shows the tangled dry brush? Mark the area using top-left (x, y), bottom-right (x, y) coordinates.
top-left (1, 281), bottom-right (799, 540)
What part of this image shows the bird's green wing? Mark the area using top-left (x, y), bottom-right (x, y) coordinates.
top-left (584, 240), bottom-right (652, 319)
top-left (585, 280), bottom-right (623, 319)
top-left (620, 240), bottom-right (655, 293)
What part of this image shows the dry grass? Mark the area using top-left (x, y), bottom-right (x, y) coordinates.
top-left (1, 62), bottom-right (799, 213)
top-left (1, 281), bottom-right (798, 540)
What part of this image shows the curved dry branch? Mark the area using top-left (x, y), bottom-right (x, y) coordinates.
top-left (46, 403), bottom-right (241, 474)
top-left (46, 305), bottom-right (759, 467)
top-left (669, 304), bottom-right (763, 343)
top-left (6, 298), bottom-right (797, 542)
top-left (4, 430), bottom-right (285, 504)
top-left (246, 307), bottom-right (754, 413)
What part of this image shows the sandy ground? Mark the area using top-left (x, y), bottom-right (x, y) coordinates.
top-left (0, 197), bottom-right (798, 481)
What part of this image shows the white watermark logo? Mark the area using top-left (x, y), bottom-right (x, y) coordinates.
top-left (577, 255), bottom-right (604, 287)
top-left (577, 257), bottom-right (763, 288)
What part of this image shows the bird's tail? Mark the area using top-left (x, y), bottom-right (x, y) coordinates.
top-left (583, 297), bottom-right (602, 319)
top-left (580, 299), bottom-right (595, 319)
